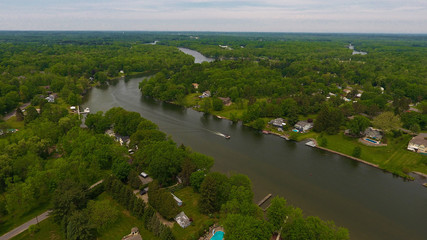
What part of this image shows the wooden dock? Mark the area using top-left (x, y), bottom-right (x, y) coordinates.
top-left (257, 193), bottom-right (272, 206)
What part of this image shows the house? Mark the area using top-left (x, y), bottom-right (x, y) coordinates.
top-left (192, 83), bottom-right (199, 89)
top-left (105, 129), bottom-right (116, 138)
top-left (199, 90), bottom-right (211, 98)
top-left (407, 133), bottom-right (427, 154)
top-left (218, 97), bottom-right (232, 106)
top-left (364, 127), bottom-right (383, 140)
top-left (171, 193), bottom-right (183, 206)
top-left (174, 212), bottom-right (191, 228)
top-left (116, 135), bottom-right (130, 146)
top-left (343, 89), bottom-right (352, 94)
top-left (122, 227), bottom-right (142, 240)
top-left (269, 118), bottom-right (286, 128)
top-left (294, 121), bottom-right (313, 133)
top-left (45, 94), bottom-right (55, 103)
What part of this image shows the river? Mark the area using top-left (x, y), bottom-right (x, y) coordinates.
top-left (82, 49), bottom-right (427, 240)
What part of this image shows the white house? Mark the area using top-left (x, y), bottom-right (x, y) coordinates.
top-left (407, 133), bottom-right (427, 154)
top-left (269, 118), bottom-right (286, 128)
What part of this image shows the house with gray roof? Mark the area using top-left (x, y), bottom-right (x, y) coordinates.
top-left (364, 127), bottom-right (383, 140)
top-left (294, 121), bottom-right (313, 133)
top-left (407, 133), bottom-right (427, 154)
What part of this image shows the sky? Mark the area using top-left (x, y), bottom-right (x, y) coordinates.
top-left (0, 0), bottom-right (426, 33)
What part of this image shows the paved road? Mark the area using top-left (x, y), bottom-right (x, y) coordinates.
top-left (2, 102), bottom-right (31, 121)
top-left (0, 210), bottom-right (52, 240)
top-left (0, 179), bottom-right (104, 240)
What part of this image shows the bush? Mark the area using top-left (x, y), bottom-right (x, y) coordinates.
top-left (319, 137), bottom-right (328, 147)
top-left (28, 224), bottom-right (40, 235)
top-left (352, 146), bottom-right (362, 158)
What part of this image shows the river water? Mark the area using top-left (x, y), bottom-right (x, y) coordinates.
top-left (83, 49), bottom-right (427, 240)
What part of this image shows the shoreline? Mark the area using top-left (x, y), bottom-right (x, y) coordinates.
top-left (156, 96), bottom-right (425, 184)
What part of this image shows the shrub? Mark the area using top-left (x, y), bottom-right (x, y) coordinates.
top-left (28, 224), bottom-right (40, 235)
top-left (352, 146), bottom-right (361, 158)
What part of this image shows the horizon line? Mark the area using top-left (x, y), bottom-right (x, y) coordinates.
top-left (0, 30), bottom-right (427, 35)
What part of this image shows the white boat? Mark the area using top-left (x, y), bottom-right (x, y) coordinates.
top-left (83, 107), bottom-right (90, 113)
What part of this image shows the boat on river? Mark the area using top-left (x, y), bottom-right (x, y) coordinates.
top-left (225, 135), bottom-right (231, 139)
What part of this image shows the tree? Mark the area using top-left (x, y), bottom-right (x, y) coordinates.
top-left (15, 107), bottom-right (24, 121)
top-left (347, 115), bottom-right (370, 137)
top-left (87, 199), bottom-right (119, 232)
top-left (221, 186), bottom-right (259, 217)
top-left (66, 210), bottom-right (96, 240)
top-left (52, 180), bottom-right (87, 222)
top-left (199, 172), bottom-right (230, 214)
top-left (85, 112), bottom-right (111, 134)
top-left (314, 105), bottom-right (343, 134)
top-left (190, 171), bottom-right (205, 192)
top-left (372, 112), bottom-right (401, 133)
top-left (24, 106), bottom-right (39, 124)
top-left (224, 214), bottom-right (273, 240)
top-left (112, 159), bottom-right (131, 182)
top-left (212, 98), bottom-right (224, 111)
top-left (252, 118), bottom-right (265, 130)
top-left (282, 216), bottom-right (349, 240)
top-left (267, 197), bottom-right (291, 231)
top-left (352, 146), bottom-right (362, 158)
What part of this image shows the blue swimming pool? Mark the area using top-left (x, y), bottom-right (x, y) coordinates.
top-left (292, 129), bottom-right (299, 132)
top-left (365, 138), bottom-right (378, 144)
top-left (210, 231), bottom-right (224, 240)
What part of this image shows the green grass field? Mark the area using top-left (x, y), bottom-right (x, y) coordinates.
top-left (172, 187), bottom-right (215, 240)
top-left (11, 192), bottom-right (160, 240)
top-left (0, 203), bottom-right (51, 236)
top-left (317, 133), bottom-right (427, 178)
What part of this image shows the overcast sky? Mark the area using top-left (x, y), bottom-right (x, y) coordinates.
top-left (1, 0), bottom-right (426, 33)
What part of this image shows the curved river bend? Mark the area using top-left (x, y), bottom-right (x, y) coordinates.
top-left (83, 49), bottom-right (427, 240)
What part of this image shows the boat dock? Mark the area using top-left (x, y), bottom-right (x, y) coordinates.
top-left (305, 140), bottom-right (316, 147)
top-left (257, 193), bottom-right (272, 206)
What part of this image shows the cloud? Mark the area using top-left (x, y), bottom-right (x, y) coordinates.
top-left (0, 0), bottom-right (426, 33)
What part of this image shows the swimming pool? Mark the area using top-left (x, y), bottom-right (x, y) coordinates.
top-left (292, 129), bottom-right (299, 132)
top-left (210, 231), bottom-right (224, 240)
top-left (364, 138), bottom-right (378, 144)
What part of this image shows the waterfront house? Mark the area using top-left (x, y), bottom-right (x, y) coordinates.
top-left (192, 83), bottom-right (199, 89)
top-left (407, 133), bottom-right (427, 154)
top-left (364, 127), bottom-right (383, 140)
top-left (199, 90), bottom-right (211, 98)
top-left (175, 212), bottom-right (191, 228)
top-left (116, 135), bottom-right (130, 146)
top-left (218, 97), bottom-right (232, 106)
top-left (45, 94), bottom-right (55, 103)
top-left (269, 118), bottom-right (286, 128)
top-left (294, 121), bottom-right (313, 133)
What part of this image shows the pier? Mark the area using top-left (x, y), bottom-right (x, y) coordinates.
top-left (257, 193), bottom-right (272, 206)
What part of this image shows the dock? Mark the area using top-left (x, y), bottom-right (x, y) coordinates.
top-left (305, 140), bottom-right (316, 147)
top-left (257, 193), bottom-right (272, 206)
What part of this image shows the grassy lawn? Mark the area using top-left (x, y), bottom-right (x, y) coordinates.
top-left (11, 218), bottom-right (62, 240)
top-left (95, 192), bottom-right (160, 240)
top-left (172, 187), bottom-right (215, 240)
top-left (5, 116), bottom-right (25, 130)
top-left (318, 133), bottom-right (427, 177)
top-left (0, 202), bottom-right (51, 236)
top-left (10, 192), bottom-right (160, 240)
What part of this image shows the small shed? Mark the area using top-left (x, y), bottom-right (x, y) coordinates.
top-left (174, 212), bottom-right (191, 228)
top-left (171, 193), bottom-right (183, 206)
